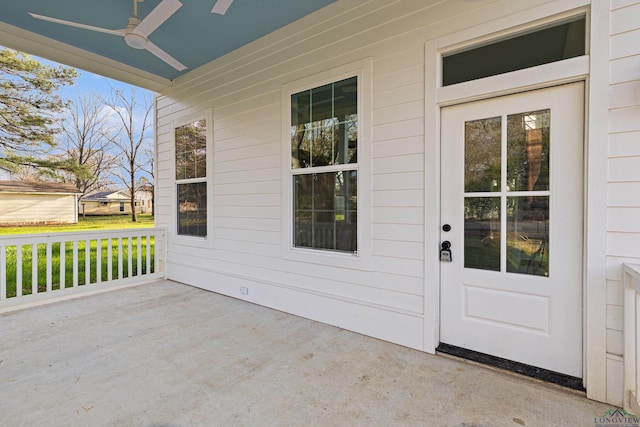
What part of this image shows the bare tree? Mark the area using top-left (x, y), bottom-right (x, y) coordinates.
top-left (58, 93), bottom-right (116, 197)
top-left (103, 87), bottom-right (153, 222)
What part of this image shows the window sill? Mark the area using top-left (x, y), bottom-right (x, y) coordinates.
top-left (284, 246), bottom-right (372, 271)
top-left (170, 234), bottom-right (212, 249)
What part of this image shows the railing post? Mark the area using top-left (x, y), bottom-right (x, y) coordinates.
top-left (118, 238), bottom-right (123, 280)
top-left (31, 244), bottom-right (38, 295)
top-left (146, 233), bottom-right (151, 276)
top-left (127, 236), bottom-right (133, 279)
top-left (60, 241), bottom-right (66, 290)
top-left (624, 264), bottom-right (640, 415)
top-left (96, 238), bottom-right (102, 284)
top-left (16, 245), bottom-right (22, 298)
top-left (85, 239), bottom-right (91, 286)
top-left (73, 240), bottom-right (79, 288)
top-left (46, 242), bottom-right (52, 293)
top-left (137, 235), bottom-right (142, 277)
top-left (159, 228), bottom-right (167, 278)
top-left (108, 238), bottom-right (113, 282)
top-left (0, 245), bottom-right (6, 300)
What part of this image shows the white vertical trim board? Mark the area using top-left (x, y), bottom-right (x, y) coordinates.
top-left (585, 0), bottom-right (610, 404)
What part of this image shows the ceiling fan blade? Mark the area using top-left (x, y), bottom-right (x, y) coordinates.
top-left (135, 0), bottom-right (183, 37)
top-left (211, 0), bottom-right (234, 15)
top-left (145, 40), bottom-right (187, 71)
top-left (30, 13), bottom-right (125, 37)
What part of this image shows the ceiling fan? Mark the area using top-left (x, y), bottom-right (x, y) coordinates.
top-left (30, 0), bottom-right (187, 71)
top-left (211, 0), bottom-right (234, 15)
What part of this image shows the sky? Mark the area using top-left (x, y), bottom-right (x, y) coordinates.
top-left (33, 53), bottom-right (155, 186)
top-left (57, 66), bottom-right (149, 100)
top-left (36, 54), bottom-right (152, 102)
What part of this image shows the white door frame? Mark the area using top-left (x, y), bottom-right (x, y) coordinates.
top-left (423, 0), bottom-right (610, 402)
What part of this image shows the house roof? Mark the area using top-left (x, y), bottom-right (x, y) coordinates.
top-left (82, 190), bottom-right (130, 201)
top-left (0, 180), bottom-right (81, 194)
top-left (0, 0), bottom-right (336, 91)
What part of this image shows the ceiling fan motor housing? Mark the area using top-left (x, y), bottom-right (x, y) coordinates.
top-left (124, 32), bottom-right (147, 49)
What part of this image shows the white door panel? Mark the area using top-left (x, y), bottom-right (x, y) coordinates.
top-left (440, 83), bottom-right (584, 377)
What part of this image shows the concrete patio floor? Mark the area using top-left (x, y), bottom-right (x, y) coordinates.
top-left (1, 280), bottom-right (612, 426)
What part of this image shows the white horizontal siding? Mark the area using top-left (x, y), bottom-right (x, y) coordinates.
top-left (372, 224), bottom-right (424, 243)
top-left (372, 135), bottom-right (424, 159)
top-left (612, 0), bottom-right (640, 10)
top-left (608, 81), bottom-right (640, 109)
top-left (608, 233), bottom-right (640, 258)
top-left (608, 208), bottom-right (640, 232)
top-left (609, 56), bottom-right (640, 84)
top-left (372, 189), bottom-right (424, 207)
top-left (608, 182), bottom-right (640, 206)
top-left (153, 0), bottom-right (639, 379)
top-left (609, 106), bottom-right (640, 133)
top-left (610, 30), bottom-right (640, 60)
top-left (609, 157), bottom-right (640, 182)
top-left (372, 171), bottom-right (424, 191)
top-left (610, 2), bottom-right (640, 35)
top-left (609, 131), bottom-right (640, 157)
top-left (606, 4), bottom-right (640, 387)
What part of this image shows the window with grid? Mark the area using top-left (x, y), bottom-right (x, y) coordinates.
top-left (290, 76), bottom-right (358, 252)
top-left (175, 119), bottom-right (207, 238)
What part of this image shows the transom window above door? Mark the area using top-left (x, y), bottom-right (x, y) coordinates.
top-left (442, 16), bottom-right (586, 86)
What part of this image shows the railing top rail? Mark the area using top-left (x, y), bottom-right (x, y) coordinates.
top-left (0, 227), bottom-right (167, 244)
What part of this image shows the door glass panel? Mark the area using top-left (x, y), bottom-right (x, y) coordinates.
top-left (464, 197), bottom-right (501, 271)
top-left (507, 196), bottom-right (549, 276)
top-left (465, 117), bottom-right (501, 192)
top-left (507, 110), bottom-right (550, 191)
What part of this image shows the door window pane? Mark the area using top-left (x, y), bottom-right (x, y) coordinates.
top-left (464, 197), bottom-right (500, 271)
top-left (294, 171), bottom-right (357, 252)
top-left (465, 117), bottom-right (501, 192)
top-left (507, 196), bottom-right (549, 276)
top-left (507, 110), bottom-right (550, 192)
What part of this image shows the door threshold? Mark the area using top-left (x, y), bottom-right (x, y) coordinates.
top-left (436, 343), bottom-right (585, 392)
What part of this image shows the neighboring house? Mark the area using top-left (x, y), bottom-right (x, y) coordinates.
top-left (136, 184), bottom-right (153, 215)
top-left (0, 181), bottom-right (81, 225)
top-left (81, 190), bottom-right (141, 216)
top-left (5, 0), bottom-right (640, 408)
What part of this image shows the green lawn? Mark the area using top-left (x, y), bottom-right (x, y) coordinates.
top-left (0, 214), bottom-right (155, 235)
top-left (1, 215), bottom-right (157, 298)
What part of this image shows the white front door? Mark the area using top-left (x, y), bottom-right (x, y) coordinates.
top-left (439, 83), bottom-right (584, 377)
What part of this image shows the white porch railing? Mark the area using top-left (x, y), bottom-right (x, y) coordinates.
top-left (0, 228), bottom-right (166, 309)
top-left (624, 264), bottom-right (640, 415)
